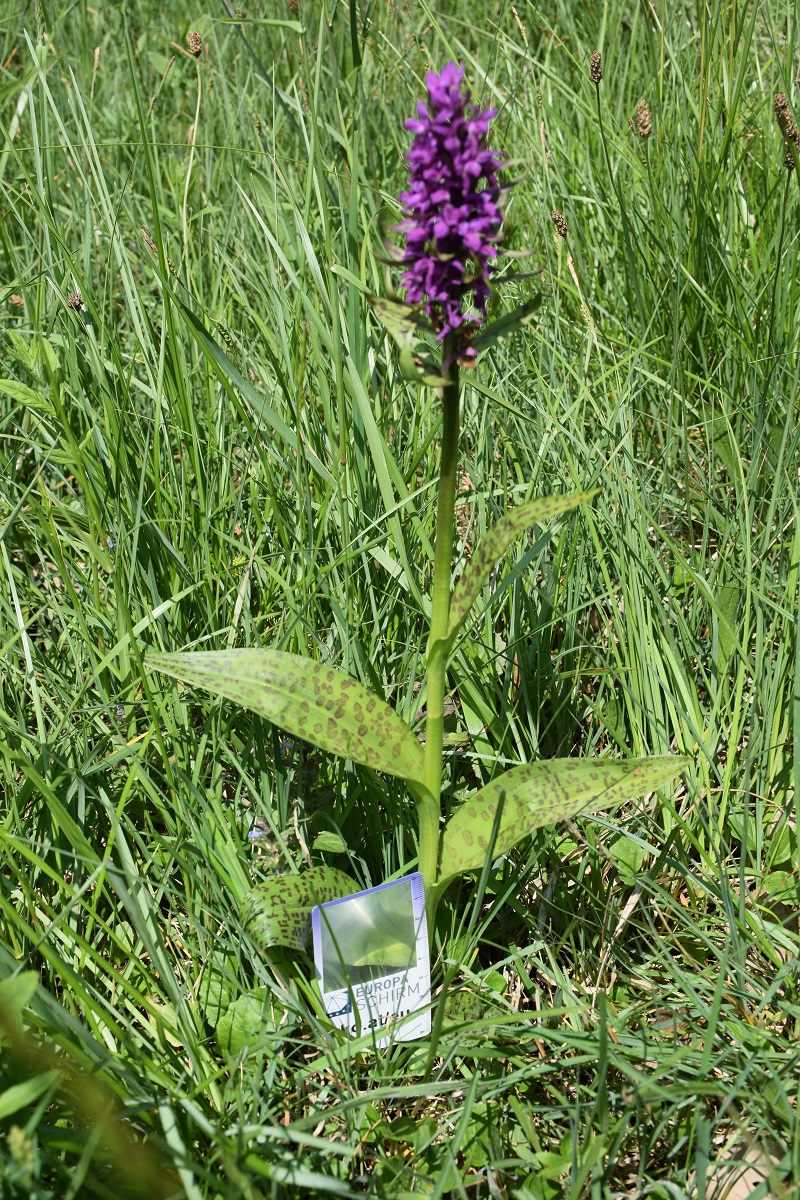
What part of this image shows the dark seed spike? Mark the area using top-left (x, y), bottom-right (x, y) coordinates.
top-left (636, 100), bottom-right (652, 138)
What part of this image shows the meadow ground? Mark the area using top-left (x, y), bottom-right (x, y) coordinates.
top-left (0, 1), bottom-right (799, 1196)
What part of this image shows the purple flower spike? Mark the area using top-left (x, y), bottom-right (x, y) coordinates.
top-left (398, 63), bottom-right (504, 357)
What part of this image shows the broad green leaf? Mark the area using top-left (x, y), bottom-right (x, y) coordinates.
top-left (608, 834), bottom-right (647, 877)
top-left (241, 866), bottom-right (360, 952)
top-left (379, 1115), bottom-right (423, 1142)
top-left (443, 493), bottom-right (593, 648)
top-left (197, 954), bottom-right (238, 1028)
top-left (216, 993), bottom-right (260, 1057)
top-left (0, 1070), bottom-right (61, 1120)
top-left (0, 378), bottom-right (54, 415)
top-left (439, 756), bottom-right (689, 885)
top-left (351, 941), bottom-right (415, 970)
top-left (470, 294), bottom-right (543, 353)
top-left (0, 971), bottom-right (38, 1019)
top-left (715, 581), bottom-right (740, 668)
top-left (215, 992), bottom-right (278, 1058)
top-left (148, 649), bottom-right (425, 788)
top-left (312, 831), bottom-right (348, 855)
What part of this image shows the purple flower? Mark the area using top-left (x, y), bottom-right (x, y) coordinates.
top-left (398, 63), bottom-right (504, 356)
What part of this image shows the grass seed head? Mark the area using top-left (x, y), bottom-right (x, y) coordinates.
top-left (774, 91), bottom-right (799, 143)
top-left (141, 228), bottom-right (157, 254)
top-left (637, 100), bottom-right (652, 137)
top-left (187, 30), bottom-right (202, 57)
top-left (67, 290), bottom-right (84, 310)
top-left (786, 147), bottom-right (796, 171)
top-left (216, 321), bottom-right (235, 351)
top-left (8, 293), bottom-right (24, 308)
top-left (550, 210), bottom-right (569, 237)
top-left (590, 51), bottom-right (602, 85)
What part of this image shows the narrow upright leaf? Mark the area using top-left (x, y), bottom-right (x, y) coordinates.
top-left (171, 294), bottom-right (335, 489)
top-left (398, 344), bottom-right (450, 388)
top-left (241, 867), bottom-right (360, 952)
top-left (369, 296), bottom-right (449, 386)
top-left (444, 492), bottom-right (592, 647)
top-left (148, 650), bottom-right (426, 789)
top-left (439, 756), bottom-right (689, 885)
top-left (368, 295), bottom-right (432, 345)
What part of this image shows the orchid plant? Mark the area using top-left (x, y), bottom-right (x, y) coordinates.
top-left (149, 64), bottom-right (687, 953)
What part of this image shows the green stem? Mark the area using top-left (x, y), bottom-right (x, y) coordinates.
top-left (419, 336), bottom-right (460, 890)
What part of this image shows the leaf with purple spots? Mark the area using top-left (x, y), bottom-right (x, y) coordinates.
top-left (148, 649), bottom-right (425, 790)
top-left (430, 492), bottom-right (594, 661)
top-left (241, 867), bottom-right (360, 952)
top-left (368, 296), bottom-right (449, 387)
top-left (438, 756), bottom-right (689, 886)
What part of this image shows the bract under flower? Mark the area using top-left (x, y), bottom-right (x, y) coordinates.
top-left (398, 63), bottom-right (504, 357)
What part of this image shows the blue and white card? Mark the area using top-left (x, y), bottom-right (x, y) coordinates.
top-left (312, 872), bottom-right (431, 1046)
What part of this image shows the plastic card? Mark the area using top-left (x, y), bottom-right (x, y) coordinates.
top-left (312, 872), bottom-right (431, 1046)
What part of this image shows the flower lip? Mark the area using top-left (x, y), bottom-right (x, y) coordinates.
top-left (397, 62), bottom-right (504, 353)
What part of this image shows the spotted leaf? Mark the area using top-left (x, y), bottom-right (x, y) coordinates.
top-left (368, 295), bottom-right (432, 345)
top-left (369, 297), bottom-right (449, 386)
top-left (241, 867), bottom-right (360, 952)
top-left (438, 492), bottom-right (593, 655)
top-left (439, 756), bottom-right (689, 885)
top-left (148, 649), bottom-right (425, 789)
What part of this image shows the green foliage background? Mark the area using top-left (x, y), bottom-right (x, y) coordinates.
top-left (0, 0), bottom-right (798, 1195)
